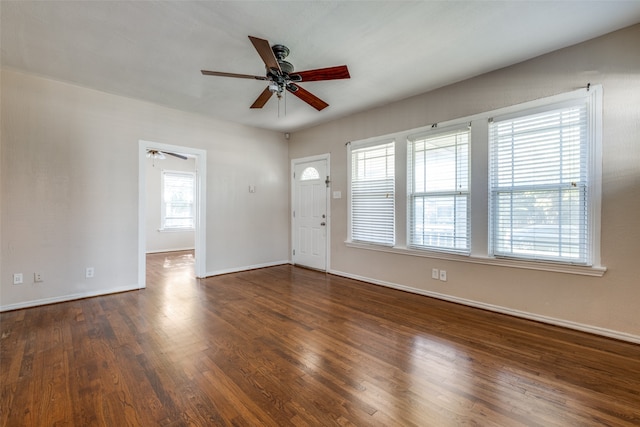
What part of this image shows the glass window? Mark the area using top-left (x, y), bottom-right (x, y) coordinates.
top-left (489, 102), bottom-right (590, 263)
top-left (408, 127), bottom-right (470, 253)
top-left (162, 171), bottom-right (195, 230)
top-left (350, 141), bottom-right (395, 246)
top-left (300, 167), bottom-right (320, 181)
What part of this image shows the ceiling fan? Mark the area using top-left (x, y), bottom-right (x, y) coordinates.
top-left (201, 36), bottom-right (350, 111)
top-left (146, 149), bottom-right (188, 160)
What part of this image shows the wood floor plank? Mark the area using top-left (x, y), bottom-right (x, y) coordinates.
top-left (2, 250), bottom-right (640, 426)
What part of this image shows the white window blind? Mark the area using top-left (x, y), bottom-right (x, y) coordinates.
top-left (162, 171), bottom-right (195, 230)
top-left (489, 101), bottom-right (590, 264)
top-left (350, 141), bottom-right (395, 245)
top-left (408, 127), bottom-right (470, 252)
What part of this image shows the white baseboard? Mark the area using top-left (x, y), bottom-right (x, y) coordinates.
top-left (0, 284), bottom-right (141, 312)
top-left (206, 260), bottom-right (290, 277)
top-left (328, 269), bottom-right (640, 345)
top-left (1, 260), bottom-right (288, 311)
top-left (146, 247), bottom-right (195, 254)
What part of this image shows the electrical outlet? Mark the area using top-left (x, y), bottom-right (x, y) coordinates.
top-left (431, 268), bottom-right (439, 279)
top-left (13, 273), bottom-right (23, 285)
top-left (86, 267), bottom-right (95, 278)
top-left (439, 270), bottom-right (447, 282)
top-left (34, 273), bottom-right (43, 283)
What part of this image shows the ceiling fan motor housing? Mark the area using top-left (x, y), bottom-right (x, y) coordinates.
top-left (278, 60), bottom-right (294, 74)
top-left (271, 44), bottom-right (290, 60)
top-left (271, 44), bottom-right (294, 74)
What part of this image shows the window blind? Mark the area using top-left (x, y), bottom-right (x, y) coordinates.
top-left (408, 128), bottom-right (470, 252)
top-left (489, 102), bottom-right (589, 263)
top-left (350, 141), bottom-right (395, 245)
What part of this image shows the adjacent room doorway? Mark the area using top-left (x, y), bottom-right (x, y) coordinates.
top-left (291, 155), bottom-right (330, 271)
top-left (138, 140), bottom-right (207, 287)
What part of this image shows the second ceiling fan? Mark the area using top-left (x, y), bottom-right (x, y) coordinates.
top-left (201, 36), bottom-right (350, 111)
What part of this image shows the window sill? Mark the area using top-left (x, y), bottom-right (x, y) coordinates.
top-left (158, 228), bottom-right (195, 233)
top-left (344, 241), bottom-right (606, 277)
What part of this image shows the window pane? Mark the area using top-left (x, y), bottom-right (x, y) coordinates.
top-left (300, 167), bottom-right (320, 181)
top-left (411, 195), bottom-right (468, 250)
top-left (493, 188), bottom-right (585, 259)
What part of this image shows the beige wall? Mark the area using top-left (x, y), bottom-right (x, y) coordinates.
top-left (1, 24), bottom-right (638, 342)
top-left (289, 24), bottom-right (640, 342)
top-left (145, 155), bottom-right (196, 253)
top-left (1, 69), bottom-right (290, 309)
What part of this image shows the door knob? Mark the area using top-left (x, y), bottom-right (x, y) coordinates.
top-left (320, 222), bottom-right (326, 226)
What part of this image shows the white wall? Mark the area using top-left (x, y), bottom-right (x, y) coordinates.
top-left (145, 155), bottom-right (196, 253)
top-left (289, 24), bottom-right (640, 342)
top-left (0, 69), bottom-right (290, 310)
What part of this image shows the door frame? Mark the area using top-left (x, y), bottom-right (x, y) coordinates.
top-left (291, 153), bottom-right (330, 271)
top-left (138, 140), bottom-right (207, 287)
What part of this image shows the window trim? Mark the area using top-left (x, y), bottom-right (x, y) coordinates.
top-left (345, 85), bottom-right (604, 276)
top-left (345, 239), bottom-right (606, 276)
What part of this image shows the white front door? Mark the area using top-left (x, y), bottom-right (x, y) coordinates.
top-left (293, 159), bottom-right (328, 270)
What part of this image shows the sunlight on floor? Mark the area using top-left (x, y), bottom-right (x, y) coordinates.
top-left (147, 250), bottom-right (199, 333)
top-left (162, 252), bottom-right (195, 269)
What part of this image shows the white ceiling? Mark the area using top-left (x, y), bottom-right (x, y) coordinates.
top-left (2, 1), bottom-right (640, 133)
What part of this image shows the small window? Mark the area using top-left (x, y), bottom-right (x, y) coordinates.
top-left (300, 167), bottom-right (320, 181)
top-left (161, 171), bottom-right (195, 230)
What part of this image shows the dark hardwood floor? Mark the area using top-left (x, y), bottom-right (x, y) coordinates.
top-left (2, 250), bottom-right (639, 426)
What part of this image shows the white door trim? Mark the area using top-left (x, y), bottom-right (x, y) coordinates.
top-left (291, 153), bottom-right (330, 271)
top-left (138, 140), bottom-right (207, 287)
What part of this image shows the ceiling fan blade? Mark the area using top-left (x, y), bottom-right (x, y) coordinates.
top-left (290, 65), bottom-right (350, 82)
top-left (163, 151), bottom-right (188, 160)
top-left (250, 87), bottom-right (274, 109)
top-left (286, 84), bottom-right (329, 111)
top-left (248, 36), bottom-right (281, 73)
top-left (201, 70), bottom-right (267, 80)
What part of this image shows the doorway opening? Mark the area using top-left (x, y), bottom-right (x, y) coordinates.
top-left (138, 140), bottom-right (207, 288)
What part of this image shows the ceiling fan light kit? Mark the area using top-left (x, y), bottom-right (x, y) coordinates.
top-left (201, 36), bottom-right (350, 112)
top-left (146, 149), bottom-right (166, 160)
